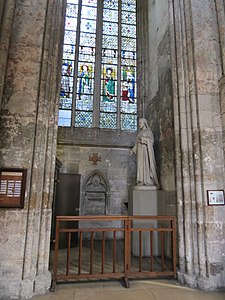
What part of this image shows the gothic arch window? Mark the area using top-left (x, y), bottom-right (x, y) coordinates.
top-left (58, 0), bottom-right (137, 131)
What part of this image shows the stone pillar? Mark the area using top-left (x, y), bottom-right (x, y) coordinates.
top-left (0, 0), bottom-right (64, 298)
top-left (169, 0), bottom-right (225, 290)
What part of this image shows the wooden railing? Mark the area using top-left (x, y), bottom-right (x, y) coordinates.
top-left (51, 215), bottom-right (176, 290)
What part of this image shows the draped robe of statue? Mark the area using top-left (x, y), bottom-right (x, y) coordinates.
top-left (132, 126), bottom-right (159, 187)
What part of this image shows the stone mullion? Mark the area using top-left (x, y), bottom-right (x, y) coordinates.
top-left (136, 1), bottom-right (142, 118)
top-left (142, 0), bottom-right (149, 119)
top-left (0, 0), bottom-right (16, 109)
top-left (136, 0), bottom-right (148, 119)
top-left (117, 0), bottom-right (122, 129)
top-left (93, 0), bottom-right (103, 127)
top-left (72, 0), bottom-right (82, 127)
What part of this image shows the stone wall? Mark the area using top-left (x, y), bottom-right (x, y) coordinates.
top-left (147, 0), bottom-right (175, 191)
top-left (57, 127), bottom-right (137, 216)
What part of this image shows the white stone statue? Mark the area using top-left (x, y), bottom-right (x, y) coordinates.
top-left (130, 118), bottom-right (160, 188)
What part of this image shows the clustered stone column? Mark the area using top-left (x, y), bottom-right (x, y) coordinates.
top-left (170, 0), bottom-right (225, 290)
top-left (0, 0), bottom-right (64, 298)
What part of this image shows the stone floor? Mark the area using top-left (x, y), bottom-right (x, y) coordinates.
top-left (33, 279), bottom-right (225, 300)
top-left (39, 239), bottom-right (225, 300)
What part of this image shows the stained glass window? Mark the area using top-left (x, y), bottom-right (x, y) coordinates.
top-left (58, 0), bottom-right (137, 131)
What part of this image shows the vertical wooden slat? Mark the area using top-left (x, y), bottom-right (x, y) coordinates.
top-left (53, 219), bottom-right (60, 285)
top-left (161, 231), bottom-right (165, 271)
top-left (101, 231), bottom-right (105, 274)
top-left (78, 231), bottom-right (82, 275)
top-left (66, 232), bottom-right (71, 275)
top-left (150, 231), bottom-right (153, 272)
top-left (123, 219), bottom-right (130, 288)
top-left (90, 232), bottom-right (94, 274)
top-left (172, 219), bottom-right (177, 277)
top-left (113, 231), bottom-right (116, 273)
top-left (139, 230), bottom-right (142, 272)
top-left (127, 219), bottom-right (131, 275)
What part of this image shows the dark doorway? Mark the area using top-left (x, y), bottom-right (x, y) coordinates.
top-left (51, 172), bottom-right (81, 249)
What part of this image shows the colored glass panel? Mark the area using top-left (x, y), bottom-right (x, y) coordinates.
top-left (121, 101), bottom-right (136, 114)
top-left (81, 6), bottom-right (97, 19)
top-left (59, 97), bottom-right (73, 110)
top-left (102, 35), bottom-right (118, 49)
top-left (103, 8), bottom-right (118, 22)
top-left (67, 0), bottom-right (79, 4)
top-left (77, 63), bottom-right (94, 95)
top-left (121, 67), bottom-right (135, 103)
top-left (60, 61), bottom-right (74, 99)
top-left (80, 32), bottom-right (96, 47)
top-left (121, 37), bottom-right (136, 51)
top-left (103, 22), bottom-right (118, 35)
top-left (65, 16), bottom-right (78, 31)
top-left (63, 44), bottom-right (76, 60)
top-left (76, 94), bottom-right (93, 111)
top-left (58, 110), bottom-right (72, 126)
top-left (82, 0), bottom-right (97, 7)
top-left (121, 113), bottom-right (137, 131)
top-left (80, 19), bottom-right (96, 33)
top-left (101, 65), bottom-right (117, 102)
top-left (64, 30), bottom-right (76, 45)
top-left (122, 0), bottom-right (136, 12)
top-left (66, 3), bottom-right (78, 17)
top-left (102, 48), bottom-right (118, 58)
top-left (104, 0), bottom-right (118, 9)
top-left (75, 111), bottom-right (93, 127)
top-left (122, 11), bottom-right (136, 24)
top-left (100, 113), bottom-right (117, 129)
top-left (100, 98), bottom-right (117, 112)
top-left (121, 50), bottom-right (136, 62)
top-left (79, 46), bottom-right (95, 62)
top-left (102, 56), bottom-right (117, 65)
top-left (121, 24), bottom-right (136, 37)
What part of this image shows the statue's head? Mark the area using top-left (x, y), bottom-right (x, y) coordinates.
top-left (139, 118), bottom-right (149, 129)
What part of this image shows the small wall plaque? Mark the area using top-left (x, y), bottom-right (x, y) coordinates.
top-left (0, 168), bottom-right (27, 208)
top-left (207, 190), bottom-right (225, 206)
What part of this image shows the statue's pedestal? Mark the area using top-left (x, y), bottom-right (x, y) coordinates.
top-left (128, 186), bottom-right (176, 257)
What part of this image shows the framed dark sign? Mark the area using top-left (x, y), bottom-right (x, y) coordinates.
top-left (0, 168), bottom-right (27, 208)
top-left (207, 190), bottom-right (225, 206)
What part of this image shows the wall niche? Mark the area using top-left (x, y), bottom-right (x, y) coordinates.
top-left (82, 170), bottom-right (110, 215)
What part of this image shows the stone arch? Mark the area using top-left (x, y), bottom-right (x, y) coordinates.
top-left (81, 170), bottom-right (110, 215)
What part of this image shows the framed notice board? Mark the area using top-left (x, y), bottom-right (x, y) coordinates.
top-left (207, 190), bottom-right (225, 206)
top-left (0, 168), bottom-right (27, 208)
